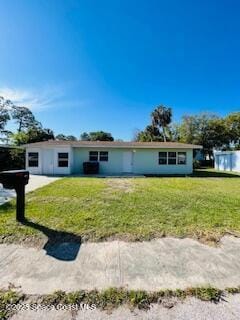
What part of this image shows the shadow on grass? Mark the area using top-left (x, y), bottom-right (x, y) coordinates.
top-left (21, 219), bottom-right (82, 261)
top-left (0, 200), bottom-right (15, 213)
top-left (144, 170), bottom-right (240, 178)
top-left (192, 170), bottom-right (240, 178)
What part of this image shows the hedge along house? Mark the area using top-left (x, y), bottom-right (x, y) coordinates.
top-left (24, 140), bottom-right (202, 176)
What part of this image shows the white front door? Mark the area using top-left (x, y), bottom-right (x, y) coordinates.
top-left (123, 151), bottom-right (133, 173)
top-left (43, 149), bottom-right (54, 175)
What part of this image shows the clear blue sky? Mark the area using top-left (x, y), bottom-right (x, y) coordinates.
top-left (0, 0), bottom-right (240, 140)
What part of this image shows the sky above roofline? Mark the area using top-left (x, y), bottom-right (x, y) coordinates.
top-left (1, 0), bottom-right (240, 140)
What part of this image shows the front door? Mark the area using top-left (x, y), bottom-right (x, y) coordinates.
top-left (43, 149), bottom-right (54, 175)
top-left (123, 151), bottom-right (133, 173)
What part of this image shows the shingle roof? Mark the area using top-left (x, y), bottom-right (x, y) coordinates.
top-left (24, 140), bottom-right (202, 149)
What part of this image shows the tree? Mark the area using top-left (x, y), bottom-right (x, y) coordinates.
top-left (225, 112), bottom-right (240, 147)
top-left (169, 124), bottom-right (181, 142)
top-left (56, 134), bottom-right (77, 141)
top-left (145, 125), bottom-right (161, 141)
top-left (0, 95), bottom-right (56, 148)
top-left (26, 127), bottom-right (54, 144)
top-left (151, 105), bottom-right (172, 142)
top-left (80, 131), bottom-right (114, 141)
top-left (0, 146), bottom-right (25, 171)
top-left (178, 115), bottom-right (203, 145)
top-left (135, 125), bottom-right (164, 142)
top-left (11, 132), bottom-right (29, 146)
top-left (0, 130), bottom-right (13, 144)
top-left (56, 134), bottom-right (67, 140)
top-left (178, 113), bottom-right (230, 158)
top-left (80, 132), bottom-right (90, 141)
top-left (12, 127), bottom-right (54, 146)
top-left (11, 106), bottom-right (39, 132)
top-left (203, 118), bottom-right (230, 155)
top-left (66, 135), bottom-right (77, 141)
top-left (0, 96), bottom-right (11, 133)
top-left (135, 130), bottom-right (152, 142)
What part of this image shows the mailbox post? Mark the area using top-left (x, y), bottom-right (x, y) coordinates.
top-left (0, 170), bottom-right (29, 222)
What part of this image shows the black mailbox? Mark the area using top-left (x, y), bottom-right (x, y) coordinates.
top-left (0, 170), bottom-right (29, 222)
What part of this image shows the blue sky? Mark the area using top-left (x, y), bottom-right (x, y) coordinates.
top-left (0, 0), bottom-right (240, 140)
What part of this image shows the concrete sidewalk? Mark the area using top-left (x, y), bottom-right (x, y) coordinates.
top-left (10, 294), bottom-right (240, 320)
top-left (1, 236), bottom-right (240, 294)
top-left (0, 174), bottom-right (60, 205)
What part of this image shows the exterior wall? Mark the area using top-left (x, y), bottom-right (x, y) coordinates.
top-left (133, 148), bottom-right (193, 174)
top-left (214, 151), bottom-right (240, 173)
top-left (26, 147), bottom-right (43, 174)
top-left (26, 146), bottom-right (194, 175)
top-left (73, 148), bottom-right (125, 174)
top-left (73, 147), bottom-right (193, 175)
top-left (26, 146), bottom-right (73, 175)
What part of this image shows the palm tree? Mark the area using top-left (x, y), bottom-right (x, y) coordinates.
top-left (145, 125), bottom-right (161, 141)
top-left (151, 105), bottom-right (172, 142)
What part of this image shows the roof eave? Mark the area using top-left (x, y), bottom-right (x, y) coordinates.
top-left (23, 142), bottom-right (203, 149)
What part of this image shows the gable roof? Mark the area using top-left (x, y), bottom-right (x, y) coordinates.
top-left (24, 140), bottom-right (202, 149)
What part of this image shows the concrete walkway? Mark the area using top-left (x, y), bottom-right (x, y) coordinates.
top-left (10, 294), bottom-right (240, 320)
top-left (1, 236), bottom-right (240, 294)
top-left (0, 174), bottom-right (60, 205)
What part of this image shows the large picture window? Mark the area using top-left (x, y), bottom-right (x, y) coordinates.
top-left (28, 152), bottom-right (39, 167)
top-left (89, 151), bottom-right (108, 162)
top-left (58, 153), bottom-right (69, 167)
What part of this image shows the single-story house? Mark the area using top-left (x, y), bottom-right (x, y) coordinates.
top-left (24, 140), bottom-right (202, 175)
top-left (214, 150), bottom-right (240, 173)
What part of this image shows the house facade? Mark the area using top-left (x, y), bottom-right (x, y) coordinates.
top-left (214, 150), bottom-right (240, 173)
top-left (24, 141), bottom-right (202, 175)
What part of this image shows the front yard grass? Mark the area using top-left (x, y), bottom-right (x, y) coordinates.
top-left (0, 170), bottom-right (240, 244)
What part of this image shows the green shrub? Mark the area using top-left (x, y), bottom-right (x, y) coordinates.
top-left (0, 147), bottom-right (25, 171)
top-left (193, 160), bottom-right (201, 169)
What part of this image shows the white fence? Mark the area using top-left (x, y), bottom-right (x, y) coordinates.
top-left (214, 150), bottom-right (240, 173)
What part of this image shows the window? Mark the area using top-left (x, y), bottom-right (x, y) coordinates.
top-left (178, 152), bottom-right (187, 165)
top-left (58, 153), bottom-right (69, 167)
top-left (168, 152), bottom-right (177, 165)
top-left (158, 152), bottom-right (167, 165)
top-left (89, 151), bottom-right (98, 161)
top-left (28, 152), bottom-right (39, 167)
top-left (99, 151), bottom-right (108, 161)
top-left (89, 151), bottom-right (109, 162)
top-left (158, 151), bottom-right (187, 165)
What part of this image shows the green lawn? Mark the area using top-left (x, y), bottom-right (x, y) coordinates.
top-left (0, 170), bottom-right (240, 244)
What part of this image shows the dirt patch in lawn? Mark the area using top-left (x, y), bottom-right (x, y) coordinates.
top-left (105, 178), bottom-right (134, 193)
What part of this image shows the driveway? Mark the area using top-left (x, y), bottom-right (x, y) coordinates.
top-left (0, 175), bottom-right (60, 205)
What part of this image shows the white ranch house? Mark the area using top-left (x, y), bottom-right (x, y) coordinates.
top-left (24, 140), bottom-right (202, 175)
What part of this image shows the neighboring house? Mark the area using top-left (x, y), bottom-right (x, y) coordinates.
top-left (24, 140), bottom-right (202, 175)
top-left (214, 150), bottom-right (240, 173)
